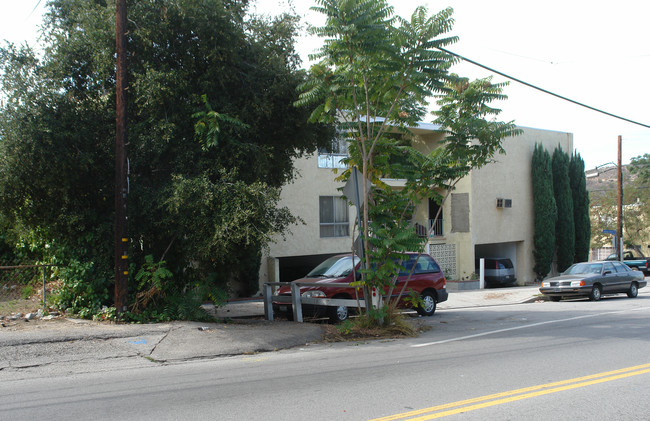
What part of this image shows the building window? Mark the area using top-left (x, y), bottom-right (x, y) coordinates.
top-left (319, 196), bottom-right (350, 237)
top-left (318, 134), bottom-right (348, 169)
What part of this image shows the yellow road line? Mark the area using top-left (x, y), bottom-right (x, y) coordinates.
top-left (370, 363), bottom-right (650, 421)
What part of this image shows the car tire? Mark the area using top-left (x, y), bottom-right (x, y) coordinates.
top-left (416, 290), bottom-right (437, 316)
top-left (627, 282), bottom-right (639, 298)
top-left (329, 300), bottom-right (349, 324)
top-left (550, 296), bottom-right (562, 302)
top-left (589, 285), bottom-right (602, 301)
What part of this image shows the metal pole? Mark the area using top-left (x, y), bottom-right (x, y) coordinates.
top-left (114, 0), bottom-right (129, 314)
top-left (263, 283), bottom-right (273, 321)
top-left (616, 135), bottom-right (623, 261)
top-left (290, 282), bottom-right (303, 322)
top-left (42, 265), bottom-right (46, 312)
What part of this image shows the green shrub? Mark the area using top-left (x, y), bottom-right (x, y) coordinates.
top-left (51, 259), bottom-right (110, 318)
top-left (20, 285), bottom-right (34, 299)
top-left (126, 255), bottom-right (227, 322)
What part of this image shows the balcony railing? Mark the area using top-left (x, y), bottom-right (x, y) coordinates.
top-left (413, 219), bottom-right (444, 238)
top-left (429, 218), bottom-right (443, 237)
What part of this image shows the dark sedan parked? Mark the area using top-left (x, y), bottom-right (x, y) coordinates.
top-left (539, 261), bottom-right (646, 302)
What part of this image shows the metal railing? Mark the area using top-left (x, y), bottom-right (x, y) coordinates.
top-left (428, 218), bottom-right (444, 237)
top-left (263, 282), bottom-right (366, 323)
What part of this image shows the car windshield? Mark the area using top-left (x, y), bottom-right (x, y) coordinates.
top-left (305, 255), bottom-right (360, 278)
top-left (564, 263), bottom-right (602, 275)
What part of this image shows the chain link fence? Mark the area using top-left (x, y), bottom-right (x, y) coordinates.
top-left (0, 264), bottom-right (55, 311)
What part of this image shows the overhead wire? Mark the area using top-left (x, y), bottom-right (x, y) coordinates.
top-left (29, 1), bottom-right (43, 18)
top-left (436, 47), bottom-right (650, 130)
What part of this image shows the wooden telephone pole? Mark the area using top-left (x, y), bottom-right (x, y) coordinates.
top-left (114, 0), bottom-right (129, 314)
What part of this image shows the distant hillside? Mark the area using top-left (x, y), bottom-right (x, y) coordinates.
top-left (585, 165), bottom-right (639, 198)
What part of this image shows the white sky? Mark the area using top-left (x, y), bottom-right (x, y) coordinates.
top-left (2, 0), bottom-right (649, 169)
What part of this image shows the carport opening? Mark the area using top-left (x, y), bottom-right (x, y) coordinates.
top-left (277, 253), bottom-right (343, 283)
top-left (474, 243), bottom-right (517, 268)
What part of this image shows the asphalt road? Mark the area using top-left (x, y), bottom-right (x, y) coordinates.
top-left (2, 292), bottom-right (650, 420)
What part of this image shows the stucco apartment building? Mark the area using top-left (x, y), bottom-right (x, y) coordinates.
top-left (259, 124), bottom-right (573, 288)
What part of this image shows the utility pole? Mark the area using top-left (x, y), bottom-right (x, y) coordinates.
top-left (114, 0), bottom-right (129, 315)
top-left (616, 135), bottom-right (623, 261)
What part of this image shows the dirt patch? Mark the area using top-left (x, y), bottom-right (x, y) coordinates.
top-left (0, 315), bottom-right (73, 331)
top-left (484, 292), bottom-right (509, 300)
top-left (0, 285), bottom-right (42, 316)
top-left (319, 317), bottom-right (430, 342)
top-left (0, 280), bottom-right (60, 319)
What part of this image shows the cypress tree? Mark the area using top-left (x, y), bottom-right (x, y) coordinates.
top-left (532, 143), bottom-right (557, 279)
top-left (570, 152), bottom-right (591, 263)
top-left (553, 146), bottom-right (575, 272)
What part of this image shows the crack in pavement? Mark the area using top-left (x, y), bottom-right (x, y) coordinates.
top-left (148, 324), bottom-right (176, 358)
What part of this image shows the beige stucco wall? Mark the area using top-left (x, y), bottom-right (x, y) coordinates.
top-left (469, 126), bottom-right (573, 283)
top-left (428, 175), bottom-right (474, 280)
top-left (259, 153), bottom-right (354, 285)
top-left (266, 129), bottom-right (446, 261)
top-left (258, 125), bottom-right (573, 289)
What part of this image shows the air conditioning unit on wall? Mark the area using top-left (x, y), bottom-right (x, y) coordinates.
top-left (496, 198), bottom-right (512, 208)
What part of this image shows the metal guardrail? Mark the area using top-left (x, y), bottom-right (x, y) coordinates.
top-left (263, 282), bottom-right (366, 323)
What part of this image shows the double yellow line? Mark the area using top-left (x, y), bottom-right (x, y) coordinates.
top-left (371, 363), bottom-right (650, 420)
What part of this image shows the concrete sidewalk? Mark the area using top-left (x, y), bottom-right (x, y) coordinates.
top-left (0, 286), bottom-right (542, 374)
top-left (209, 285), bottom-right (542, 318)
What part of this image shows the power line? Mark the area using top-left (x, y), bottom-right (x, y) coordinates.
top-left (29, 1), bottom-right (43, 18)
top-left (437, 47), bottom-right (650, 130)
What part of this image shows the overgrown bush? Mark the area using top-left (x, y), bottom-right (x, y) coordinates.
top-left (0, 0), bottom-right (329, 322)
top-left (51, 259), bottom-right (110, 319)
top-left (123, 255), bottom-right (228, 322)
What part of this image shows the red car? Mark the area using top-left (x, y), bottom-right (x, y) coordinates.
top-left (273, 252), bottom-right (448, 322)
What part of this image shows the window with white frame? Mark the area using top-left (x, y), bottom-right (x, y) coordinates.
top-left (319, 196), bottom-right (350, 237)
top-left (318, 134), bottom-right (348, 169)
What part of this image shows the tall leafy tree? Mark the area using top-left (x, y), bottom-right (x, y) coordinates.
top-left (0, 0), bottom-right (330, 316)
top-left (297, 1), bottom-right (458, 314)
top-left (629, 153), bottom-right (650, 184)
top-left (590, 172), bottom-right (650, 251)
top-left (552, 146), bottom-right (575, 272)
top-left (569, 152), bottom-right (590, 262)
top-left (297, 0), bottom-right (518, 320)
top-left (531, 144), bottom-right (556, 279)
